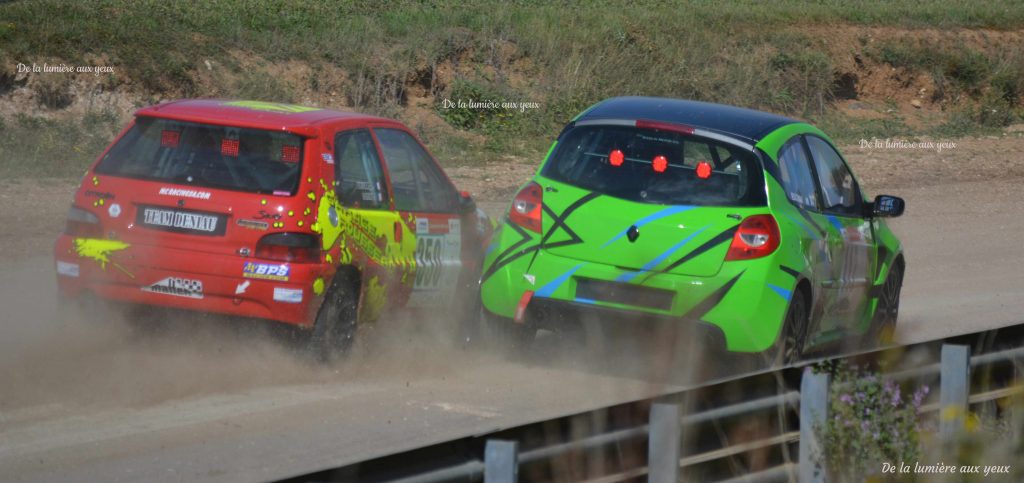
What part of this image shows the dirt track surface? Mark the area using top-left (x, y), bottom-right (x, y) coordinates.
top-left (1, 135), bottom-right (1023, 481)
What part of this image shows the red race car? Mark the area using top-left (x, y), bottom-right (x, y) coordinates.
top-left (54, 100), bottom-right (490, 356)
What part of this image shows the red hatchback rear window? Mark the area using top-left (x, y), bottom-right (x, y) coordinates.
top-left (95, 118), bottom-right (304, 195)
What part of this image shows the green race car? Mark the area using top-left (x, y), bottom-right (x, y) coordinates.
top-left (480, 97), bottom-right (905, 363)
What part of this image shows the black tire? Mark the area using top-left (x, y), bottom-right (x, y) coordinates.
top-left (867, 263), bottom-right (903, 347)
top-left (306, 272), bottom-right (359, 362)
top-left (454, 280), bottom-right (483, 349)
top-left (773, 288), bottom-right (809, 367)
top-left (481, 309), bottom-right (535, 355)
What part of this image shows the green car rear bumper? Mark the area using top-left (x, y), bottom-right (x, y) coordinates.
top-left (481, 231), bottom-right (798, 353)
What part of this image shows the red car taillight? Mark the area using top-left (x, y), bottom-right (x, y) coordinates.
top-left (509, 182), bottom-right (543, 233)
top-left (64, 205), bottom-right (102, 238)
top-left (255, 232), bottom-right (321, 263)
top-left (725, 214), bottom-right (780, 261)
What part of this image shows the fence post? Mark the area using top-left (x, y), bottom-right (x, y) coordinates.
top-left (940, 344), bottom-right (970, 442)
top-left (648, 402), bottom-right (681, 483)
top-left (484, 439), bottom-right (518, 483)
top-left (798, 368), bottom-right (829, 483)
top-left (1014, 357), bottom-right (1023, 447)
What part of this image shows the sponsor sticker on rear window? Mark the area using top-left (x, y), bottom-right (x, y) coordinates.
top-left (159, 187), bottom-right (211, 200)
top-left (242, 262), bottom-right (290, 281)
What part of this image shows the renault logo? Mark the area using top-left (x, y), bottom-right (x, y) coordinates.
top-left (626, 225), bottom-right (640, 242)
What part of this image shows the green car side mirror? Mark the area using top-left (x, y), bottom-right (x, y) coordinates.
top-left (872, 194), bottom-right (905, 218)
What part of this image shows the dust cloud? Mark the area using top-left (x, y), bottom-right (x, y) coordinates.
top-left (0, 257), bottom-right (339, 412)
top-left (0, 255), bottom-right (714, 418)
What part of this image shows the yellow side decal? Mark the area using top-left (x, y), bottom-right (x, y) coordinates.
top-left (361, 276), bottom-right (386, 323)
top-left (311, 178), bottom-right (417, 322)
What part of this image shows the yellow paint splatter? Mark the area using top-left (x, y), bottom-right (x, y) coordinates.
top-left (91, 176), bottom-right (99, 186)
top-left (73, 238), bottom-right (133, 277)
top-left (261, 199), bottom-right (268, 205)
top-left (312, 277), bottom-right (325, 296)
top-left (288, 210), bottom-right (294, 217)
top-left (74, 238), bottom-right (128, 269)
top-left (307, 191), bottom-right (316, 202)
top-left (297, 220), bottom-right (304, 227)
top-left (325, 254), bottom-right (333, 264)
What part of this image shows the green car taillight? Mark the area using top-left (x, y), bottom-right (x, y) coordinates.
top-left (725, 215), bottom-right (780, 261)
top-left (509, 182), bottom-right (543, 233)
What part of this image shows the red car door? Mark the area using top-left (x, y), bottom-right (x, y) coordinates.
top-left (371, 126), bottom-right (465, 308)
top-left (326, 126), bottom-right (416, 323)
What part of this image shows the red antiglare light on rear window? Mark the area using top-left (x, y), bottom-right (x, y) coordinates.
top-left (281, 145), bottom-right (300, 163)
top-left (609, 149), bottom-right (624, 167)
top-left (652, 155), bottom-right (668, 173)
top-left (696, 161), bottom-right (712, 179)
top-left (160, 130), bottom-right (180, 148)
top-left (221, 138), bottom-right (239, 157)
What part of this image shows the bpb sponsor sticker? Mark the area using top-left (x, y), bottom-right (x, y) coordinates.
top-left (242, 262), bottom-right (290, 281)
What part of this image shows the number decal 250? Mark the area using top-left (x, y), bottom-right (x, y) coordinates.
top-left (414, 236), bottom-right (444, 289)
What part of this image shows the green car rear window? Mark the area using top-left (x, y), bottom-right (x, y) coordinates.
top-left (95, 118), bottom-right (304, 195)
top-left (541, 125), bottom-right (766, 206)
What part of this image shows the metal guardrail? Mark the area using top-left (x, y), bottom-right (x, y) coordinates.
top-left (284, 325), bottom-right (1024, 483)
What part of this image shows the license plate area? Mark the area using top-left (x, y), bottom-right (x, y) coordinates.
top-left (574, 278), bottom-right (675, 311)
top-left (137, 206), bottom-right (226, 236)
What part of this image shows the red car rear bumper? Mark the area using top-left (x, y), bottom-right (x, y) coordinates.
top-left (54, 235), bottom-right (326, 327)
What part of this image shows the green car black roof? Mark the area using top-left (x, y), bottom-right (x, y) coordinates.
top-left (574, 96), bottom-right (798, 144)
